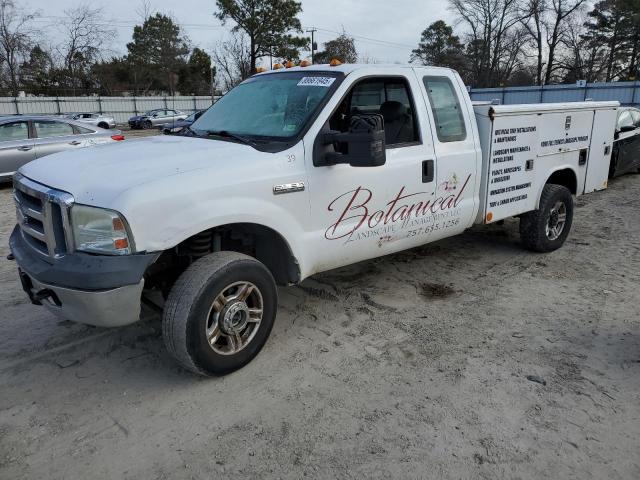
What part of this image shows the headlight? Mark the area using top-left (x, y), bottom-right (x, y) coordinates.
top-left (71, 204), bottom-right (134, 255)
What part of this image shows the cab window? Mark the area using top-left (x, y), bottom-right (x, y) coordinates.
top-left (34, 121), bottom-right (75, 138)
top-left (0, 121), bottom-right (29, 142)
top-left (423, 76), bottom-right (467, 142)
top-left (329, 77), bottom-right (420, 147)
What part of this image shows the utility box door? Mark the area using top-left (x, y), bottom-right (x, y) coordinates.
top-left (482, 114), bottom-right (539, 223)
top-left (584, 108), bottom-right (617, 193)
top-left (537, 109), bottom-right (594, 196)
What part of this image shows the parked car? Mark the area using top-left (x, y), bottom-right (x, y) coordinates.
top-left (65, 112), bottom-right (116, 129)
top-left (0, 116), bottom-right (124, 181)
top-left (162, 110), bottom-right (206, 134)
top-left (610, 106), bottom-right (640, 177)
top-left (128, 109), bottom-right (188, 129)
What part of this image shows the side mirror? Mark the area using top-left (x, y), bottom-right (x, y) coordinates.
top-left (315, 114), bottom-right (386, 167)
top-left (619, 124), bottom-right (637, 133)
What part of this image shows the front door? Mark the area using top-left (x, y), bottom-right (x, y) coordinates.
top-left (0, 121), bottom-right (35, 176)
top-left (304, 69), bottom-right (439, 273)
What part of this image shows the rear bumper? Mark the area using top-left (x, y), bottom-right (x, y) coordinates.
top-left (19, 270), bottom-right (144, 327)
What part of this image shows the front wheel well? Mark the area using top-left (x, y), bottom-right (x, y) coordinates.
top-left (145, 223), bottom-right (300, 293)
top-left (546, 168), bottom-right (577, 194)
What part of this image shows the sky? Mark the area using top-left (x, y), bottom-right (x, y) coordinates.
top-left (25, 0), bottom-right (454, 64)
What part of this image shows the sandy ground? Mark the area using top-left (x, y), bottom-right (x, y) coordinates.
top-left (0, 174), bottom-right (639, 480)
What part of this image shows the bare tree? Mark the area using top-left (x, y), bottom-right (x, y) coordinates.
top-left (520, 0), bottom-right (546, 85)
top-left (0, 0), bottom-right (38, 95)
top-left (557, 12), bottom-right (608, 82)
top-left (58, 4), bottom-right (114, 92)
top-left (449, 0), bottom-right (524, 87)
top-left (135, 0), bottom-right (153, 22)
top-left (212, 32), bottom-right (251, 91)
top-left (544, 0), bottom-right (587, 83)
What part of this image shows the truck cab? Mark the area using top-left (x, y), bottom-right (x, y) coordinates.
top-left (9, 63), bottom-right (616, 376)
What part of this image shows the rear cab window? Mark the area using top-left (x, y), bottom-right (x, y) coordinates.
top-left (423, 76), bottom-right (467, 142)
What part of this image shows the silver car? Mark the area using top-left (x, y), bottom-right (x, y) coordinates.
top-left (0, 115), bottom-right (125, 181)
top-left (65, 112), bottom-right (116, 129)
top-left (128, 109), bottom-right (188, 129)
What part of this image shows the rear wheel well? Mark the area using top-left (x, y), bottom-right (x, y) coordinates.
top-left (145, 223), bottom-right (300, 295)
top-left (97, 122), bottom-right (109, 129)
top-left (546, 169), bottom-right (577, 194)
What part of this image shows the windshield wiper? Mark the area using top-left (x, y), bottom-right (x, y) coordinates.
top-left (205, 130), bottom-right (257, 147)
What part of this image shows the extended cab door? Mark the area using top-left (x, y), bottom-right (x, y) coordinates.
top-left (303, 68), bottom-right (440, 273)
top-left (415, 70), bottom-right (479, 234)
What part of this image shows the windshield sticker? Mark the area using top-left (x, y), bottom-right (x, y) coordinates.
top-left (297, 76), bottom-right (336, 87)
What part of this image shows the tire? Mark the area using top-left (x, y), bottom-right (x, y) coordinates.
top-left (143, 120), bottom-right (153, 129)
top-left (519, 184), bottom-right (574, 253)
top-left (162, 252), bottom-right (277, 376)
top-left (97, 122), bottom-right (109, 129)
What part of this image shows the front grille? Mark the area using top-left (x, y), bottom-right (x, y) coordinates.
top-left (13, 173), bottom-right (74, 262)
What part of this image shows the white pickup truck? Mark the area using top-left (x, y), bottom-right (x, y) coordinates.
top-left (9, 63), bottom-right (618, 376)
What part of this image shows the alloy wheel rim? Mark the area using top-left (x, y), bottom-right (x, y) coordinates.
top-left (205, 281), bottom-right (263, 355)
top-left (545, 201), bottom-right (567, 241)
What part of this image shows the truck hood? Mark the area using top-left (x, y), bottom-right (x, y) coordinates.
top-left (19, 135), bottom-right (264, 205)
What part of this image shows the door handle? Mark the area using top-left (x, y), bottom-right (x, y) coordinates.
top-left (578, 148), bottom-right (588, 166)
top-left (422, 159), bottom-right (434, 183)
top-left (69, 140), bottom-right (82, 146)
top-left (17, 145), bottom-right (33, 151)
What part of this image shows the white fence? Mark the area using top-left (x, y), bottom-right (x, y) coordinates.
top-left (0, 96), bottom-right (218, 125)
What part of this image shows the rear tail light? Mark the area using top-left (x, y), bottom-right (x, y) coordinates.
top-left (111, 135), bottom-right (125, 141)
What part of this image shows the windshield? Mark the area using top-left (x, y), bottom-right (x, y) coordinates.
top-left (191, 72), bottom-right (342, 140)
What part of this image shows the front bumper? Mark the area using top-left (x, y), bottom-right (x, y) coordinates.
top-left (128, 119), bottom-right (145, 129)
top-left (19, 271), bottom-right (144, 327)
top-left (10, 225), bottom-right (159, 327)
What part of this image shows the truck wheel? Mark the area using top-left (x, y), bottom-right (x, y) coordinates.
top-left (519, 184), bottom-right (573, 253)
top-left (162, 252), bottom-right (277, 376)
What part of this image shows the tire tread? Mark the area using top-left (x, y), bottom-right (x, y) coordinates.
top-left (162, 251), bottom-right (256, 375)
top-left (519, 184), bottom-right (573, 253)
